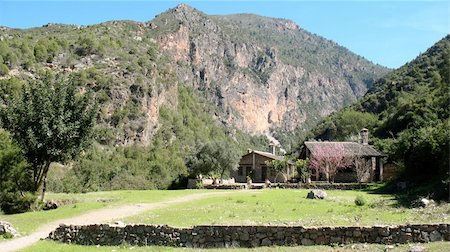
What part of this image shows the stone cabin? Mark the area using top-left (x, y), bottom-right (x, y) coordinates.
top-left (233, 145), bottom-right (295, 183)
top-left (299, 129), bottom-right (386, 183)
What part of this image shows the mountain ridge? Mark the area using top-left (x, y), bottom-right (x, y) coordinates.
top-left (0, 4), bottom-right (389, 150)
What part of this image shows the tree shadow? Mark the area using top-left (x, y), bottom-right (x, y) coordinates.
top-left (364, 180), bottom-right (448, 208)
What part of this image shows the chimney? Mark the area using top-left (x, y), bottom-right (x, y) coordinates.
top-left (269, 143), bottom-right (276, 155)
top-left (360, 128), bottom-right (369, 145)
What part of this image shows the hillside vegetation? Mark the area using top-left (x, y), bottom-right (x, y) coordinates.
top-left (309, 36), bottom-right (450, 198)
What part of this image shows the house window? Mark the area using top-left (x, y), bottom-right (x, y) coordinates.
top-left (238, 167), bottom-right (244, 176)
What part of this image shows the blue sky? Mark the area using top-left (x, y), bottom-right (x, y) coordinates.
top-left (0, 1), bottom-right (448, 68)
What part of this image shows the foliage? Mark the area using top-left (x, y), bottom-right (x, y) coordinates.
top-left (186, 141), bottom-right (241, 179)
top-left (354, 195), bottom-right (367, 206)
top-left (307, 36), bottom-right (450, 198)
top-left (0, 63), bottom-right (8, 76)
top-left (0, 74), bottom-right (97, 199)
top-left (265, 159), bottom-right (290, 182)
top-left (309, 144), bottom-right (352, 182)
top-left (310, 109), bottom-right (378, 142)
top-left (295, 159), bottom-right (310, 182)
top-left (0, 129), bottom-right (36, 214)
top-left (48, 144), bottom-right (187, 192)
top-left (0, 191), bottom-right (36, 214)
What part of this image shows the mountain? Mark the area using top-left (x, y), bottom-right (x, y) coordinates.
top-left (0, 4), bottom-right (389, 190)
top-left (0, 4), bottom-right (388, 149)
top-left (309, 35), bottom-right (450, 198)
top-left (152, 4), bottom-right (388, 145)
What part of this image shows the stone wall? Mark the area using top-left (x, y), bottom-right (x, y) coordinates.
top-left (48, 223), bottom-right (450, 248)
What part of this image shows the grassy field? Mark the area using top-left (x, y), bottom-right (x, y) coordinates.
top-left (0, 190), bottom-right (204, 235)
top-left (1, 189), bottom-right (449, 251)
top-left (22, 240), bottom-right (450, 252)
top-left (123, 189), bottom-right (450, 227)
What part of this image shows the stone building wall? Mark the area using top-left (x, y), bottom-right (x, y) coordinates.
top-left (49, 223), bottom-right (449, 248)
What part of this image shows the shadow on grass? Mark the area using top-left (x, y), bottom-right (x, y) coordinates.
top-left (365, 179), bottom-right (449, 208)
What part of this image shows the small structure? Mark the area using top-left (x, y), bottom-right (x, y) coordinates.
top-left (300, 129), bottom-right (385, 183)
top-left (233, 145), bottom-right (295, 183)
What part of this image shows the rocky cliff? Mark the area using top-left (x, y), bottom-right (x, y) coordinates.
top-left (151, 4), bottom-right (388, 141)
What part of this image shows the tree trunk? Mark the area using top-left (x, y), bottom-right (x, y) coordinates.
top-left (40, 174), bottom-right (47, 201)
top-left (35, 161), bottom-right (51, 201)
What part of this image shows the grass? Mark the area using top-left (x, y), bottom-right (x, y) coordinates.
top-left (123, 189), bottom-right (450, 227)
top-left (1, 189), bottom-right (449, 250)
top-left (0, 190), bottom-right (204, 235)
top-left (21, 240), bottom-right (450, 252)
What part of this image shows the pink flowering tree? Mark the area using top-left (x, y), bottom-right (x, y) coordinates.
top-left (309, 143), bottom-right (352, 182)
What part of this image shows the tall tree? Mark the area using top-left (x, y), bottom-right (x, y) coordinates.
top-left (186, 141), bottom-right (240, 179)
top-left (0, 74), bottom-right (97, 200)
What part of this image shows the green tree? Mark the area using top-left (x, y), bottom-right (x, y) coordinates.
top-left (0, 74), bottom-right (97, 200)
top-left (34, 41), bottom-right (48, 62)
top-left (265, 159), bottom-right (290, 183)
top-left (0, 63), bottom-right (8, 76)
top-left (186, 141), bottom-right (240, 179)
top-left (295, 159), bottom-right (310, 183)
top-left (0, 129), bottom-right (35, 214)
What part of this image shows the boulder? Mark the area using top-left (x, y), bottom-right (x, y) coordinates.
top-left (43, 199), bottom-right (59, 210)
top-left (306, 189), bottom-right (327, 199)
top-left (0, 221), bottom-right (19, 237)
top-left (417, 198), bottom-right (434, 208)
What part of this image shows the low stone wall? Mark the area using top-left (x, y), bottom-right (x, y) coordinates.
top-left (48, 223), bottom-right (450, 248)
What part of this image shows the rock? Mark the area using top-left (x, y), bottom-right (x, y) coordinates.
top-left (306, 189), bottom-right (327, 199)
top-left (409, 245), bottom-right (426, 252)
top-left (43, 200), bottom-right (59, 210)
top-left (429, 230), bottom-right (442, 242)
top-left (261, 238), bottom-right (272, 246)
top-left (301, 238), bottom-right (314, 246)
top-left (417, 198), bottom-right (434, 208)
top-left (0, 221), bottom-right (19, 237)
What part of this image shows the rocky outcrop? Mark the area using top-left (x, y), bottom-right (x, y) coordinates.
top-left (153, 4), bottom-right (389, 139)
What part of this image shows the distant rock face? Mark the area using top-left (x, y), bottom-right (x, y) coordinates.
top-left (154, 4), bottom-right (388, 138)
top-left (306, 189), bottom-right (327, 199)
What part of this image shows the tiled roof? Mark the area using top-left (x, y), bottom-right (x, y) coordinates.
top-left (304, 141), bottom-right (385, 157)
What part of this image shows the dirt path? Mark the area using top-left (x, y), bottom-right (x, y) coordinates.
top-left (0, 191), bottom-right (233, 252)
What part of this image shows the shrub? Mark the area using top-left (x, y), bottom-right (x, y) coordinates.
top-left (0, 63), bottom-right (9, 76)
top-left (354, 195), bottom-right (367, 206)
top-left (0, 191), bottom-right (36, 214)
top-left (2, 232), bottom-right (13, 239)
top-left (194, 181), bottom-right (204, 189)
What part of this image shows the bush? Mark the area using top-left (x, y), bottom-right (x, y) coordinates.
top-left (2, 232), bottom-right (13, 239)
top-left (0, 63), bottom-right (9, 76)
top-left (0, 191), bottom-right (36, 214)
top-left (354, 195), bottom-right (367, 206)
